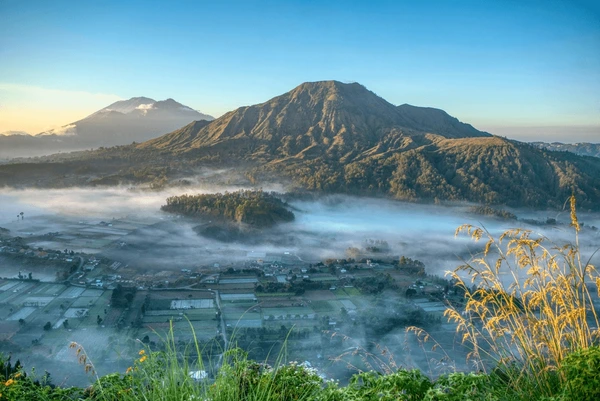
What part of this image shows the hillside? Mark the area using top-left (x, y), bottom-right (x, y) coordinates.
top-left (1, 81), bottom-right (600, 210)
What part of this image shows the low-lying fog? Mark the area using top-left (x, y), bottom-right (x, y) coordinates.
top-left (2, 184), bottom-right (599, 386)
top-left (2, 185), bottom-right (599, 278)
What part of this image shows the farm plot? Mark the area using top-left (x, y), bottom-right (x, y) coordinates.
top-left (228, 319), bottom-right (262, 328)
top-left (81, 288), bottom-right (104, 297)
top-left (220, 293), bottom-right (256, 302)
top-left (256, 292), bottom-right (294, 298)
top-left (23, 296), bottom-right (55, 306)
top-left (71, 297), bottom-right (100, 308)
top-left (303, 290), bottom-right (337, 301)
top-left (30, 283), bottom-right (66, 296)
top-left (139, 320), bottom-right (218, 341)
top-left (310, 300), bottom-right (344, 313)
top-left (142, 314), bottom-right (184, 324)
top-left (262, 306), bottom-right (315, 320)
top-left (64, 308), bottom-right (89, 318)
top-left (6, 306), bottom-right (37, 321)
top-left (0, 289), bottom-right (28, 304)
top-left (0, 281), bottom-right (20, 292)
top-left (171, 299), bottom-right (214, 309)
top-left (57, 286), bottom-right (86, 298)
top-left (335, 286), bottom-right (361, 297)
top-left (182, 309), bottom-right (218, 320)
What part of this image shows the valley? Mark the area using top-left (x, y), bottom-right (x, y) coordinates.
top-left (1, 185), bottom-right (599, 387)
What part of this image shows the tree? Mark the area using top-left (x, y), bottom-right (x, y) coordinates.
top-left (406, 288), bottom-right (417, 298)
top-left (18, 318), bottom-right (25, 325)
top-left (124, 293), bottom-right (134, 304)
top-left (43, 322), bottom-right (52, 331)
top-left (20, 212), bottom-right (24, 220)
top-left (97, 315), bottom-right (103, 325)
top-left (62, 320), bottom-right (69, 329)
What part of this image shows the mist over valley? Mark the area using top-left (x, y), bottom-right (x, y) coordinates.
top-left (2, 180), bottom-right (599, 386)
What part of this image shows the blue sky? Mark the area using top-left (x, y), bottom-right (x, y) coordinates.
top-left (1, 0), bottom-right (599, 141)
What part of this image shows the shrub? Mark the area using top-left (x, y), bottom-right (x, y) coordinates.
top-left (558, 346), bottom-right (600, 401)
top-left (424, 372), bottom-right (498, 401)
top-left (319, 369), bottom-right (432, 401)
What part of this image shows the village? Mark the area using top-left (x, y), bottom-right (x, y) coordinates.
top-left (0, 221), bottom-right (462, 384)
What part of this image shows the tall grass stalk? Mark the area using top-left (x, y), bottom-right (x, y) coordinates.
top-left (72, 316), bottom-right (321, 401)
top-left (78, 319), bottom-right (211, 401)
top-left (445, 196), bottom-right (600, 398)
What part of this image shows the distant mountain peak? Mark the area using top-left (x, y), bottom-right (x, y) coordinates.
top-left (96, 97), bottom-right (156, 115)
top-left (19, 96), bottom-right (215, 152)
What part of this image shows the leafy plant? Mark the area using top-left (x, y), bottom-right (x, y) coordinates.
top-left (558, 346), bottom-right (600, 401)
top-left (318, 369), bottom-right (432, 401)
top-left (424, 372), bottom-right (497, 401)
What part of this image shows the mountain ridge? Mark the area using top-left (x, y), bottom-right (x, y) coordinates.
top-left (531, 141), bottom-right (600, 158)
top-left (1, 80), bottom-right (599, 210)
top-left (141, 80), bottom-right (490, 159)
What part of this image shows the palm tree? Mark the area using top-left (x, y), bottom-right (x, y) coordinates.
top-left (20, 212), bottom-right (24, 220)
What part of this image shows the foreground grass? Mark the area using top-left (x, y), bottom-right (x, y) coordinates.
top-left (2, 196), bottom-right (599, 401)
top-left (3, 346), bottom-right (600, 401)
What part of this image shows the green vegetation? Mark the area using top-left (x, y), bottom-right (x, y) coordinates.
top-left (468, 205), bottom-right (516, 220)
top-left (4, 343), bottom-right (600, 400)
top-left (161, 189), bottom-right (295, 228)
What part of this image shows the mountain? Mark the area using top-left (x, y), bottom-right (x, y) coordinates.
top-left (142, 81), bottom-right (490, 157)
top-left (531, 142), bottom-right (600, 158)
top-left (36, 97), bottom-right (214, 145)
top-left (0, 97), bottom-right (214, 160)
top-left (1, 81), bottom-right (600, 210)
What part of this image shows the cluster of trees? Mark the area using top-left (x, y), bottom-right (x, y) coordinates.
top-left (396, 256), bottom-right (426, 276)
top-left (469, 205), bottom-right (516, 220)
top-left (162, 190), bottom-right (295, 227)
top-left (361, 239), bottom-right (391, 254)
top-left (110, 285), bottom-right (136, 308)
top-left (356, 306), bottom-right (440, 339)
top-left (353, 273), bottom-right (397, 294)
